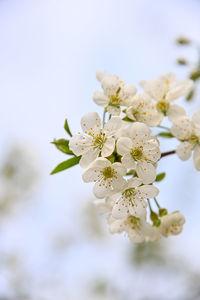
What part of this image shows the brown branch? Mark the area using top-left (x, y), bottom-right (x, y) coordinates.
top-left (160, 150), bottom-right (176, 158)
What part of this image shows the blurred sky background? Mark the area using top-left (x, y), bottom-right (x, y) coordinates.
top-left (0, 0), bottom-right (200, 299)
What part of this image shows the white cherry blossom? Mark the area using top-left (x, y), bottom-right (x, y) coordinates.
top-left (93, 71), bottom-right (137, 115)
top-left (126, 93), bottom-right (163, 126)
top-left (69, 112), bottom-right (122, 168)
top-left (109, 214), bottom-right (161, 243)
top-left (140, 73), bottom-right (193, 122)
top-left (160, 212), bottom-right (185, 237)
top-left (117, 122), bottom-right (161, 183)
top-left (111, 177), bottom-right (159, 220)
top-left (171, 110), bottom-right (200, 170)
top-left (82, 158), bottom-right (126, 199)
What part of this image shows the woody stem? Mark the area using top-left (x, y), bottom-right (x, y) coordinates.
top-left (160, 150), bottom-right (176, 158)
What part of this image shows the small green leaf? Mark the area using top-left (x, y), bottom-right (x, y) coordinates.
top-left (155, 172), bottom-right (166, 182)
top-left (51, 139), bottom-right (73, 155)
top-left (64, 119), bottom-right (72, 137)
top-left (50, 156), bottom-right (81, 175)
top-left (157, 132), bottom-right (174, 138)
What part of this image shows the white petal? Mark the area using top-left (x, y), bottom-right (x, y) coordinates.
top-left (126, 106), bottom-right (137, 121)
top-left (87, 157), bottom-right (111, 169)
top-left (109, 216), bottom-right (125, 233)
top-left (69, 134), bottom-right (93, 156)
top-left (79, 148), bottom-right (99, 168)
top-left (117, 137), bottom-right (132, 156)
top-left (140, 78), bottom-right (166, 101)
top-left (101, 138), bottom-right (115, 157)
top-left (93, 181), bottom-right (111, 199)
top-left (143, 139), bottom-right (161, 162)
top-left (112, 176), bottom-right (127, 192)
top-left (81, 112), bottom-right (101, 134)
top-left (82, 167), bottom-right (101, 183)
top-left (112, 199), bottom-right (129, 219)
top-left (107, 105), bottom-right (121, 116)
top-left (171, 116), bottom-right (193, 140)
top-left (127, 227), bottom-right (145, 243)
top-left (127, 177), bottom-right (143, 188)
top-left (176, 142), bottom-right (193, 161)
top-left (122, 153), bottom-right (137, 169)
top-left (137, 185), bottom-right (159, 198)
top-left (123, 84), bottom-right (137, 97)
top-left (192, 109), bottom-right (200, 126)
top-left (128, 198), bottom-right (147, 219)
top-left (93, 91), bottom-right (108, 107)
top-left (112, 162), bottom-right (127, 176)
top-left (166, 79), bottom-right (193, 102)
top-left (136, 161), bottom-right (156, 184)
top-left (96, 70), bottom-right (108, 82)
top-left (128, 122), bottom-right (151, 143)
top-left (167, 104), bottom-right (186, 122)
top-left (193, 145), bottom-right (200, 171)
top-left (103, 117), bottom-right (122, 136)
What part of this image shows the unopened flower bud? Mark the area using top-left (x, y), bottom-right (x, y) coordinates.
top-left (177, 58), bottom-right (187, 66)
top-left (176, 36), bottom-right (191, 45)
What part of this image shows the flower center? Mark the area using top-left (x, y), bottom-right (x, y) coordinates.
top-left (92, 131), bottom-right (107, 150)
top-left (102, 167), bottom-right (115, 180)
top-left (131, 147), bottom-right (143, 161)
top-left (156, 101), bottom-right (169, 115)
top-left (189, 134), bottom-right (199, 145)
top-left (122, 188), bottom-right (137, 207)
top-left (108, 87), bottom-right (122, 107)
top-left (127, 216), bottom-right (139, 229)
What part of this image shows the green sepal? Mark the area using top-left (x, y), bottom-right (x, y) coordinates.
top-left (155, 172), bottom-right (166, 182)
top-left (64, 119), bottom-right (72, 137)
top-left (122, 116), bottom-right (134, 122)
top-left (159, 208), bottom-right (168, 217)
top-left (153, 219), bottom-right (161, 227)
top-left (157, 132), bottom-right (174, 138)
top-left (150, 211), bottom-right (159, 222)
top-left (51, 139), bottom-right (73, 155)
top-left (50, 156), bottom-right (81, 175)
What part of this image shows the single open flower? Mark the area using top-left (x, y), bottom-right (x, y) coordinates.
top-left (160, 211), bottom-right (185, 237)
top-left (171, 110), bottom-right (200, 170)
top-left (140, 73), bottom-right (193, 122)
top-left (93, 71), bottom-right (137, 115)
top-left (117, 122), bottom-right (160, 183)
top-left (69, 112), bottom-right (122, 168)
top-left (126, 93), bottom-right (162, 126)
top-left (109, 214), bottom-right (161, 243)
top-left (111, 177), bottom-right (159, 220)
top-left (82, 158), bottom-right (126, 199)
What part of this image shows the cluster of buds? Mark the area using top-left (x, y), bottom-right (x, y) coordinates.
top-left (51, 71), bottom-right (199, 243)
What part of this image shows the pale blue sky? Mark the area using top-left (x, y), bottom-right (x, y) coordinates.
top-left (0, 0), bottom-right (200, 299)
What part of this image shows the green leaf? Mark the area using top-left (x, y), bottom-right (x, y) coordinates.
top-left (51, 139), bottom-right (73, 155)
top-left (157, 132), bottom-right (174, 138)
top-left (155, 172), bottom-right (166, 182)
top-left (50, 156), bottom-right (81, 175)
top-left (64, 119), bottom-right (72, 137)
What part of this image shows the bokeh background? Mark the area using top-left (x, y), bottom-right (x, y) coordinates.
top-left (0, 0), bottom-right (200, 299)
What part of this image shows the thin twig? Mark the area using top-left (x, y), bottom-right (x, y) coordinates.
top-left (160, 150), bottom-right (176, 158)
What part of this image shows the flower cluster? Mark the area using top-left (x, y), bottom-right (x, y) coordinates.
top-left (52, 71), bottom-right (199, 243)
